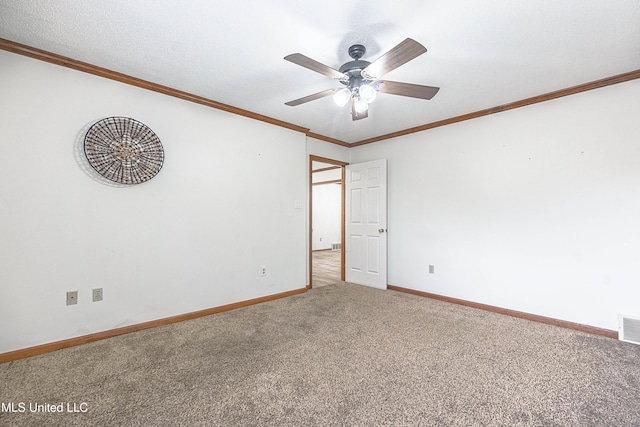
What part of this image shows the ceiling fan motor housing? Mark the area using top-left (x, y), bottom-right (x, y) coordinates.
top-left (338, 44), bottom-right (374, 90)
top-left (339, 59), bottom-right (373, 89)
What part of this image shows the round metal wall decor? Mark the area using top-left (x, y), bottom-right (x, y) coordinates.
top-left (84, 117), bottom-right (164, 184)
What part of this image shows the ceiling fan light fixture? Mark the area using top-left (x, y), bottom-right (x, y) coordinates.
top-left (359, 83), bottom-right (377, 103)
top-left (333, 88), bottom-right (351, 107)
top-left (354, 98), bottom-right (369, 114)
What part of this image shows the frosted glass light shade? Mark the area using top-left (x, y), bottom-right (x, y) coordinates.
top-left (354, 98), bottom-right (369, 113)
top-left (333, 88), bottom-right (351, 107)
top-left (359, 84), bottom-right (377, 103)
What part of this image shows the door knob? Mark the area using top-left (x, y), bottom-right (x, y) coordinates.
top-left (378, 228), bottom-right (385, 233)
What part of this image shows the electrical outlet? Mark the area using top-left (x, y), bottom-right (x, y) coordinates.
top-left (92, 288), bottom-right (103, 302)
top-left (429, 265), bottom-right (435, 274)
top-left (261, 266), bottom-right (267, 277)
top-left (66, 291), bottom-right (78, 305)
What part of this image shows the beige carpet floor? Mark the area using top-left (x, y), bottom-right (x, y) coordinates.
top-left (2, 282), bottom-right (640, 426)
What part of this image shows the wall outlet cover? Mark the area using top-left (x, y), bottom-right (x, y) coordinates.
top-left (66, 291), bottom-right (78, 305)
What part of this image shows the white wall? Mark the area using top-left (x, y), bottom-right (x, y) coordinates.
top-left (312, 166), bottom-right (342, 250)
top-left (312, 183), bottom-right (341, 250)
top-left (0, 51), bottom-right (307, 353)
top-left (306, 137), bottom-right (349, 164)
top-left (350, 79), bottom-right (640, 331)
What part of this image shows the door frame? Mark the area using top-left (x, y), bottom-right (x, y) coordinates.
top-left (309, 155), bottom-right (349, 289)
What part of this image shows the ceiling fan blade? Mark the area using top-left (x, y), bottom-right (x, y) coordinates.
top-left (285, 88), bottom-right (341, 106)
top-left (361, 38), bottom-right (427, 80)
top-left (377, 80), bottom-right (440, 100)
top-left (351, 97), bottom-right (368, 121)
top-left (284, 53), bottom-right (348, 80)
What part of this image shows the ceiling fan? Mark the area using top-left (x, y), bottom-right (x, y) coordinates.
top-left (284, 38), bottom-right (439, 121)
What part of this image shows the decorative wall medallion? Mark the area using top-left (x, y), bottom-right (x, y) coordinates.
top-left (84, 117), bottom-right (164, 184)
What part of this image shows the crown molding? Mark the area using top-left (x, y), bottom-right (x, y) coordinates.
top-left (351, 69), bottom-right (640, 146)
top-left (2, 38), bottom-right (638, 149)
top-left (0, 38), bottom-right (312, 135)
top-left (306, 131), bottom-right (351, 147)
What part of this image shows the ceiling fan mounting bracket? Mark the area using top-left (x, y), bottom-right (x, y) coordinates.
top-left (348, 44), bottom-right (366, 60)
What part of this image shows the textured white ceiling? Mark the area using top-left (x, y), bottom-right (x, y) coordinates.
top-left (1, 0), bottom-right (639, 143)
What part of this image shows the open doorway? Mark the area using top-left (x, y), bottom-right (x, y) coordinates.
top-left (309, 155), bottom-right (348, 288)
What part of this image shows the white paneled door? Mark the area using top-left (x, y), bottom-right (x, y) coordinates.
top-left (345, 159), bottom-right (387, 289)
